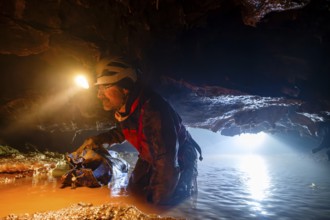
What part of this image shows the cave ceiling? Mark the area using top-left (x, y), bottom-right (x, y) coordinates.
top-left (0, 0), bottom-right (330, 150)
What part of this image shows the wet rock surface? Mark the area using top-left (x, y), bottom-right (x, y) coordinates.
top-left (161, 79), bottom-right (330, 137)
top-left (0, 145), bottom-right (67, 184)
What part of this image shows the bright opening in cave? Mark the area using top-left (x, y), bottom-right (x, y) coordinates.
top-left (233, 132), bottom-right (267, 150)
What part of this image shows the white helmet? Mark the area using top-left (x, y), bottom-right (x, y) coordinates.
top-left (94, 57), bottom-right (137, 85)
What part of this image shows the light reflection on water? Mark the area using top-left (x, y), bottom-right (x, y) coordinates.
top-left (180, 154), bottom-right (330, 220)
top-left (239, 155), bottom-right (270, 201)
top-left (2, 127), bottom-right (330, 219)
top-left (239, 155), bottom-right (271, 216)
top-left (1, 154), bottom-right (330, 220)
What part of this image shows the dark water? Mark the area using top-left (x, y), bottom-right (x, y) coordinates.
top-left (1, 128), bottom-right (330, 220)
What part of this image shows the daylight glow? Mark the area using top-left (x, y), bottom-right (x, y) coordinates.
top-left (74, 75), bottom-right (89, 89)
top-left (235, 132), bottom-right (267, 149)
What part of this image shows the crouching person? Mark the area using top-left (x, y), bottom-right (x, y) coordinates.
top-left (74, 56), bottom-right (203, 205)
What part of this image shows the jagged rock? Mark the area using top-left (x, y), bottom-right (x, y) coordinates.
top-left (1, 76), bottom-right (330, 152)
top-left (161, 79), bottom-right (330, 137)
top-left (0, 0), bottom-right (329, 151)
top-left (0, 146), bottom-right (65, 182)
top-left (238, 0), bottom-right (310, 26)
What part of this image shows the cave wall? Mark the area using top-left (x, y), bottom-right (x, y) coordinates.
top-left (1, 0), bottom-right (327, 93)
top-left (0, 0), bottom-right (329, 150)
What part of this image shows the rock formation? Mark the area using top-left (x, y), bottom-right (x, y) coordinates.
top-left (0, 0), bottom-right (329, 152)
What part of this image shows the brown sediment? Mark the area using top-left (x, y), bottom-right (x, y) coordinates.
top-left (2, 203), bottom-right (184, 220)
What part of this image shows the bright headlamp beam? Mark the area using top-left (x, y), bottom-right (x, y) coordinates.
top-left (74, 75), bottom-right (89, 89)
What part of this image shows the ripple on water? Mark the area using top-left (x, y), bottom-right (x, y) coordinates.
top-left (184, 155), bottom-right (330, 220)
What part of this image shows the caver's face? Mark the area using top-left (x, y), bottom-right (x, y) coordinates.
top-left (97, 84), bottom-right (127, 111)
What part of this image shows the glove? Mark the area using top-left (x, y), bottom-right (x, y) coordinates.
top-left (67, 137), bottom-right (110, 167)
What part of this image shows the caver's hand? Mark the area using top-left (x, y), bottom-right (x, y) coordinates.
top-left (67, 137), bottom-right (110, 167)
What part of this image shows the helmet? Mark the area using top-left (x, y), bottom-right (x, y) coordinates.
top-left (94, 57), bottom-right (137, 85)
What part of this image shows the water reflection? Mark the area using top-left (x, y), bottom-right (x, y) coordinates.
top-left (2, 127), bottom-right (330, 219)
top-left (239, 155), bottom-right (270, 215)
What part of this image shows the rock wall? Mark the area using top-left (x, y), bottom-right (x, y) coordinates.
top-left (0, 0), bottom-right (329, 151)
